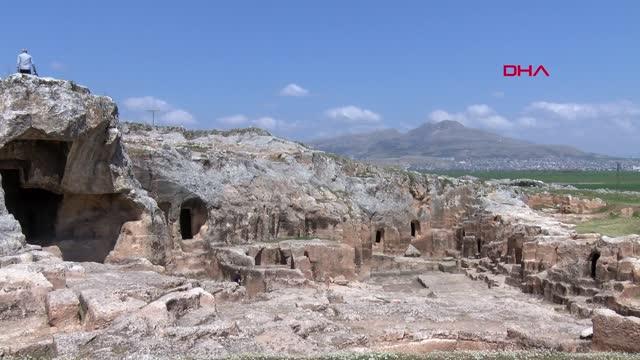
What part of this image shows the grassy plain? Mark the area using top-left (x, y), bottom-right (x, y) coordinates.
top-left (437, 170), bottom-right (640, 236)
top-left (436, 170), bottom-right (640, 192)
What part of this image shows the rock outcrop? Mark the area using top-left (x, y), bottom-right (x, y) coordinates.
top-left (592, 309), bottom-right (640, 352)
top-left (120, 123), bottom-right (479, 282)
top-left (2, 76), bottom-right (640, 357)
top-left (525, 192), bottom-right (607, 214)
top-left (0, 75), bottom-right (167, 264)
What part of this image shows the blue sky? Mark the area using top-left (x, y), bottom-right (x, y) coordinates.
top-left (1, 1), bottom-right (639, 156)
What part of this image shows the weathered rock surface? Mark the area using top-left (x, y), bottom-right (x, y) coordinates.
top-left (2, 76), bottom-right (640, 357)
top-left (404, 244), bottom-right (421, 257)
top-left (0, 264), bottom-right (53, 320)
top-left (525, 192), bottom-right (607, 214)
top-left (592, 309), bottom-right (640, 352)
top-left (122, 123), bottom-right (476, 257)
top-left (0, 75), bottom-right (168, 264)
top-left (46, 288), bottom-right (79, 328)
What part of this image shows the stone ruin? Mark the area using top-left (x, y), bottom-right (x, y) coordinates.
top-left (0, 75), bottom-right (639, 358)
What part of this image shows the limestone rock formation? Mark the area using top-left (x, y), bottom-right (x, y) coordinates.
top-left (2, 76), bottom-right (640, 357)
top-left (0, 75), bottom-right (167, 264)
top-left (120, 122), bottom-right (478, 282)
top-left (525, 192), bottom-right (607, 214)
top-left (593, 309), bottom-right (640, 352)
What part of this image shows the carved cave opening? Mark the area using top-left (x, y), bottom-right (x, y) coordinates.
top-left (179, 198), bottom-right (207, 240)
top-left (590, 251), bottom-right (600, 279)
top-left (180, 208), bottom-right (193, 239)
top-left (515, 247), bottom-right (523, 264)
top-left (1, 169), bottom-right (62, 242)
top-left (0, 139), bottom-right (141, 263)
top-left (375, 229), bottom-right (384, 244)
top-left (254, 248), bottom-right (288, 267)
top-left (411, 220), bottom-right (421, 237)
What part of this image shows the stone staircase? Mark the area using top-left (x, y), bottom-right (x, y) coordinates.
top-left (462, 257), bottom-right (607, 318)
top-left (461, 258), bottom-right (509, 289)
top-left (167, 239), bottom-right (215, 278)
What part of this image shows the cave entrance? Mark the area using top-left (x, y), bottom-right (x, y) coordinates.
top-left (1, 169), bottom-right (62, 245)
top-left (0, 139), bottom-right (141, 263)
top-left (515, 247), bottom-right (523, 264)
top-left (590, 251), bottom-right (600, 279)
top-left (179, 198), bottom-right (208, 240)
top-left (180, 208), bottom-right (193, 239)
top-left (375, 229), bottom-right (384, 244)
top-left (410, 220), bottom-right (421, 237)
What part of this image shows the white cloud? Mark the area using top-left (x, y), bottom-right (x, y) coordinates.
top-left (253, 117), bottom-right (278, 129)
top-left (216, 114), bottom-right (291, 131)
top-left (428, 110), bottom-right (455, 123)
top-left (50, 61), bottom-right (65, 71)
top-left (161, 109), bottom-right (195, 125)
top-left (325, 105), bottom-right (382, 123)
top-left (516, 116), bottom-right (537, 128)
top-left (123, 96), bottom-right (195, 125)
top-left (481, 115), bottom-right (512, 129)
top-left (523, 100), bottom-right (640, 133)
top-left (428, 104), bottom-right (513, 130)
top-left (123, 96), bottom-right (171, 112)
top-left (526, 100), bottom-right (640, 121)
top-left (467, 104), bottom-right (493, 117)
top-left (280, 83), bottom-right (309, 97)
top-left (217, 114), bottom-right (249, 126)
top-left (428, 101), bottom-right (640, 138)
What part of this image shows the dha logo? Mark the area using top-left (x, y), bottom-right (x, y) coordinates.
top-left (503, 64), bottom-right (550, 77)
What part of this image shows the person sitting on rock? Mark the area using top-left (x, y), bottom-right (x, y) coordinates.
top-left (17, 49), bottom-right (38, 76)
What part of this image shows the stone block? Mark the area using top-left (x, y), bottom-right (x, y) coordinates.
top-left (592, 309), bottom-right (640, 352)
top-left (78, 289), bottom-right (146, 330)
top-left (0, 265), bottom-right (53, 320)
top-left (46, 289), bottom-right (79, 328)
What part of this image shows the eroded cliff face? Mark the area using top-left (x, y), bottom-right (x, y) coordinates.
top-left (120, 123), bottom-right (480, 281)
top-left (0, 75), bottom-right (481, 282)
top-left (0, 75), bottom-right (167, 264)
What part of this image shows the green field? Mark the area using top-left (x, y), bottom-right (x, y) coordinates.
top-left (437, 170), bottom-right (640, 192)
top-left (437, 170), bottom-right (640, 237)
top-left (575, 215), bottom-right (640, 237)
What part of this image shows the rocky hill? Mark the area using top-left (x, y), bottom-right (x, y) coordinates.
top-left (310, 120), bottom-right (598, 164)
top-left (0, 76), bottom-right (639, 358)
top-left (119, 122), bottom-right (477, 278)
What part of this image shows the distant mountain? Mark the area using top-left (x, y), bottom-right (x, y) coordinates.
top-left (309, 120), bottom-right (601, 162)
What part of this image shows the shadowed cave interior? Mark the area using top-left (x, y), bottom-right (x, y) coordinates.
top-left (0, 139), bottom-right (141, 262)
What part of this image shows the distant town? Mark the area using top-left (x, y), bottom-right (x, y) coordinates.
top-left (400, 158), bottom-right (640, 172)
